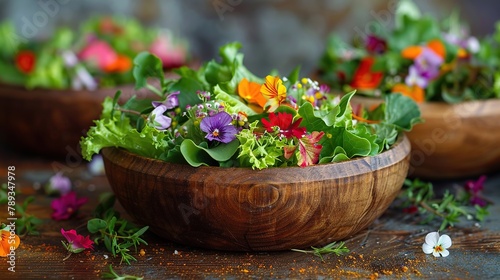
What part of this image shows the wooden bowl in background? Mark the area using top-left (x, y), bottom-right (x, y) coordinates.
top-left (351, 96), bottom-right (500, 179)
top-left (101, 135), bottom-right (410, 251)
top-left (0, 83), bottom-right (152, 159)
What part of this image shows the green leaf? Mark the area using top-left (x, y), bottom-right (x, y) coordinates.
top-left (87, 218), bottom-right (108, 233)
top-left (168, 77), bottom-right (205, 109)
top-left (180, 139), bottom-right (240, 167)
top-left (133, 52), bottom-right (165, 90)
top-left (213, 85), bottom-right (256, 115)
top-left (383, 93), bottom-right (422, 131)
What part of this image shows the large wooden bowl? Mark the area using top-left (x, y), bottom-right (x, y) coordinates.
top-left (101, 135), bottom-right (411, 251)
top-left (351, 96), bottom-right (500, 179)
top-left (0, 83), bottom-right (151, 158)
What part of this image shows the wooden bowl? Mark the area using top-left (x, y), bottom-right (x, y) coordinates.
top-left (101, 135), bottom-right (410, 251)
top-left (351, 96), bottom-right (500, 179)
top-left (0, 83), bottom-right (151, 159)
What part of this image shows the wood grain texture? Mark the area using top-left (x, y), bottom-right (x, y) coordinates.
top-left (101, 135), bottom-right (410, 251)
top-left (0, 83), bottom-right (153, 158)
top-left (351, 96), bottom-right (500, 179)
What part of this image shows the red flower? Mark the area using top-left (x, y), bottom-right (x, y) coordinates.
top-left (15, 50), bottom-right (36, 73)
top-left (350, 57), bottom-right (383, 90)
top-left (261, 112), bottom-right (306, 139)
top-left (51, 191), bottom-right (88, 221)
top-left (61, 228), bottom-right (94, 253)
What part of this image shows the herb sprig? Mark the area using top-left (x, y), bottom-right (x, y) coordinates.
top-left (87, 193), bottom-right (149, 265)
top-left (399, 178), bottom-right (490, 230)
top-left (0, 183), bottom-right (42, 236)
top-left (292, 241), bottom-right (350, 261)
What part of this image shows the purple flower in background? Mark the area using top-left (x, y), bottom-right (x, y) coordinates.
top-left (200, 111), bottom-right (237, 143)
top-left (152, 91), bottom-right (180, 110)
top-left (51, 192), bottom-right (88, 221)
top-left (45, 172), bottom-right (72, 196)
top-left (365, 34), bottom-right (387, 54)
top-left (414, 47), bottom-right (443, 80)
top-left (405, 65), bottom-right (429, 88)
top-left (150, 105), bottom-right (172, 131)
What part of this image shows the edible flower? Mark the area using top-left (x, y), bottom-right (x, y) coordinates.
top-left (261, 112), bottom-right (306, 139)
top-left (422, 231), bottom-right (452, 257)
top-left (15, 50), bottom-right (36, 73)
top-left (44, 172), bottom-right (72, 196)
top-left (261, 75), bottom-right (287, 112)
top-left (0, 224), bottom-right (20, 257)
top-left (51, 191), bottom-right (88, 221)
top-left (238, 78), bottom-right (267, 108)
top-left (61, 228), bottom-right (94, 260)
top-left (349, 57), bottom-right (383, 91)
top-left (200, 111), bottom-right (238, 143)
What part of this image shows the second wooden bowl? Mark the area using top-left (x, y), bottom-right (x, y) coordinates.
top-left (101, 135), bottom-right (410, 251)
top-left (351, 96), bottom-right (500, 179)
top-left (0, 84), bottom-right (150, 159)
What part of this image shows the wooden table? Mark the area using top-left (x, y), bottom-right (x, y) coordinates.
top-left (1, 146), bottom-right (499, 279)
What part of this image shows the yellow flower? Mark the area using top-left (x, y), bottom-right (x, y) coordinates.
top-left (260, 75), bottom-right (286, 112)
top-left (0, 228), bottom-right (20, 257)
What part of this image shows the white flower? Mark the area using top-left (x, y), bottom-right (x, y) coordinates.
top-left (422, 231), bottom-right (452, 257)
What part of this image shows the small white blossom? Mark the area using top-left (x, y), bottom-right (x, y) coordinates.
top-left (422, 231), bottom-right (452, 257)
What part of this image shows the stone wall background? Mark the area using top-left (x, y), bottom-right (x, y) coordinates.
top-left (1, 0), bottom-right (498, 76)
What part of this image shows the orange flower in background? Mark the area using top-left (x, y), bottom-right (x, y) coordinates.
top-left (238, 78), bottom-right (267, 108)
top-left (0, 228), bottom-right (20, 257)
top-left (261, 75), bottom-right (287, 112)
top-left (402, 39), bottom-right (446, 60)
top-left (392, 83), bottom-right (425, 103)
top-left (103, 54), bottom-right (132, 73)
top-left (15, 50), bottom-right (36, 73)
top-left (350, 57), bottom-right (383, 90)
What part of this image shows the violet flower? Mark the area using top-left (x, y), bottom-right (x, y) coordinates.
top-left (414, 47), bottom-right (443, 80)
top-left (149, 105), bottom-right (172, 131)
top-left (45, 172), bottom-right (72, 196)
top-left (405, 65), bottom-right (429, 88)
top-left (200, 111), bottom-right (237, 143)
top-left (51, 191), bottom-right (88, 221)
top-left (152, 91), bottom-right (180, 110)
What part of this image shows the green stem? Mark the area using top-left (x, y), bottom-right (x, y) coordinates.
top-left (146, 84), bottom-right (163, 97)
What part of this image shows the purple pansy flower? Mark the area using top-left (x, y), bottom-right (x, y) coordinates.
top-left (150, 105), bottom-right (172, 131)
top-left (414, 47), bottom-right (443, 80)
top-left (51, 191), bottom-right (88, 221)
top-left (200, 111), bottom-right (237, 143)
top-left (152, 91), bottom-right (180, 109)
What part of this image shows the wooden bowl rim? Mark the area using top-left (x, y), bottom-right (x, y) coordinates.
top-left (102, 133), bottom-right (410, 179)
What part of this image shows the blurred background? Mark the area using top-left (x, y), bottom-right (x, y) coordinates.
top-left (1, 0), bottom-right (499, 76)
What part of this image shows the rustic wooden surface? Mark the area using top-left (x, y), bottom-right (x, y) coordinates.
top-left (0, 144), bottom-right (499, 279)
top-left (101, 135), bottom-right (409, 251)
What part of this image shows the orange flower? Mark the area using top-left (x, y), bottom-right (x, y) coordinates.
top-left (349, 57), bottom-right (383, 90)
top-left (238, 78), bottom-right (267, 108)
top-left (261, 75), bottom-right (287, 112)
top-left (15, 50), bottom-right (36, 73)
top-left (103, 54), bottom-right (132, 73)
top-left (402, 39), bottom-right (446, 60)
top-left (0, 229), bottom-right (20, 257)
top-left (392, 83), bottom-right (425, 103)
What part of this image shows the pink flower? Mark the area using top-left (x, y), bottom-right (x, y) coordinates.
top-left (61, 228), bottom-right (94, 254)
top-left (149, 34), bottom-right (187, 68)
top-left (78, 39), bottom-right (117, 70)
top-left (51, 191), bottom-right (88, 221)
